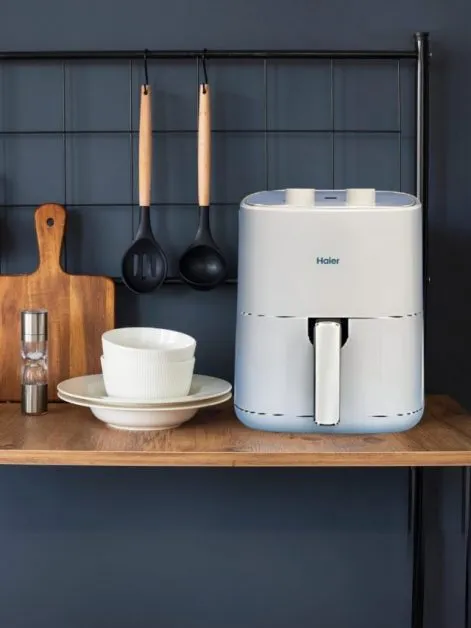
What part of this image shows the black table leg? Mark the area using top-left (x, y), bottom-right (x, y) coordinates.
top-left (463, 467), bottom-right (471, 628)
top-left (410, 467), bottom-right (425, 628)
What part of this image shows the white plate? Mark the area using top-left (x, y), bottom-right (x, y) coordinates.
top-left (60, 391), bottom-right (232, 431)
top-left (57, 374), bottom-right (232, 407)
top-left (57, 389), bottom-right (232, 412)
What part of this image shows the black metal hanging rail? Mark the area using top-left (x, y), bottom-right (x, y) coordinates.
top-left (0, 49), bottom-right (418, 61)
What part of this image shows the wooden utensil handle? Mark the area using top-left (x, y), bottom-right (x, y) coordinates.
top-left (34, 203), bottom-right (66, 274)
top-left (139, 85), bottom-right (152, 208)
top-left (198, 84), bottom-right (211, 207)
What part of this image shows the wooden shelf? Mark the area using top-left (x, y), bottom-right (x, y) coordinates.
top-left (0, 396), bottom-right (469, 467)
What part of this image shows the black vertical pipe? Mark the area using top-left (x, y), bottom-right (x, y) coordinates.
top-left (463, 468), bottom-right (471, 628)
top-left (410, 30), bottom-right (430, 628)
top-left (410, 467), bottom-right (425, 628)
top-left (415, 31), bottom-right (430, 313)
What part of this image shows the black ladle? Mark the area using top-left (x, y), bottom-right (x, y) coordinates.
top-left (121, 85), bottom-right (168, 293)
top-left (179, 83), bottom-right (227, 290)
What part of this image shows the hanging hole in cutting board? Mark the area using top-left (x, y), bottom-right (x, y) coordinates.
top-left (47, 218), bottom-right (54, 227)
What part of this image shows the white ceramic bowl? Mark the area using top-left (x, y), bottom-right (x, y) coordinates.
top-left (90, 405), bottom-right (200, 431)
top-left (57, 390), bottom-right (233, 431)
top-left (90, 392), bottom-right (232, 430)
top-left (102, 327), bottom-right (196, 363)
top-left (101, 355), bottom-right (195, 400)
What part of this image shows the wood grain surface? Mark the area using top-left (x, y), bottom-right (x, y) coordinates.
top-left (0, 396), bottom-right (469, 466)
top-left (0, 204), bottom-right (115, 402)
top-left (198, 84), bottom-right (211, 207)
top-left (139, 85), bottom-right (152, 208)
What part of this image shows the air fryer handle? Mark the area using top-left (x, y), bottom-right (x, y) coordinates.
top-left (314, 320), bottom-right (341, 426)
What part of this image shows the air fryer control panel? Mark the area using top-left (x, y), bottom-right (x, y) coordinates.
top-left (242, 188), bottom-right (418, 210)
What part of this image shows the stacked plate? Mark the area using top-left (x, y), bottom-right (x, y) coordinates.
top-left (57, 374), bottom-right (232, 431)
top-left (57, 328), bottom-right (232, 431)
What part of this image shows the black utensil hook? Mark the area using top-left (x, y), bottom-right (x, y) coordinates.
top-left (143, 48), bottom-right (149, 92)
top-left (199, 50), bottom-right (209, 92)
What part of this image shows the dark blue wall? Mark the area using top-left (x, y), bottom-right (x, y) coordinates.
top-left (0, 1), bottom-right (467, 627)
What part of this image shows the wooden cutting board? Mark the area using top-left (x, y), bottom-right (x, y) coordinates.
top-left (0, 203), bottom-right (115, 401)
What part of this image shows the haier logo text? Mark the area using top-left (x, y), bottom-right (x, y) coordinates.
top-left (316, 257), bottom-right (339, 265)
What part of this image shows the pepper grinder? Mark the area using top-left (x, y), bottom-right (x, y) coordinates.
top-left (20, 309), bottom-right (48, 415)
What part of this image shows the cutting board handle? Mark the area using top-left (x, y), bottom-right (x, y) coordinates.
top-left (34, 204), bottom-right (66, 275)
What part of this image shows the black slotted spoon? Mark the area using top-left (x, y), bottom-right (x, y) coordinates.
top-left (121, 83), bottom-right (168, 293)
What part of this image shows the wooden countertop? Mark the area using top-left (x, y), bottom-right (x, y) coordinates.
top-left (0, 395), bottom-right (469, 467)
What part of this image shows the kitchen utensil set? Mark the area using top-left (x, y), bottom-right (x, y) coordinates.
top-left (120, 53), bottom-right (227, 294)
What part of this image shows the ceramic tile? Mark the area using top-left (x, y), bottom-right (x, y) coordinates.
top-left (66, 134), bottom-right (131, 205)
top-left (267, 60), bottom-right (331, 131)
top-left (268, 132), bottom-right (333, 190)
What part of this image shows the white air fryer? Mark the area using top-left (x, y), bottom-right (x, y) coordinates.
top-left (234, 188), bottom-right (424, 434)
